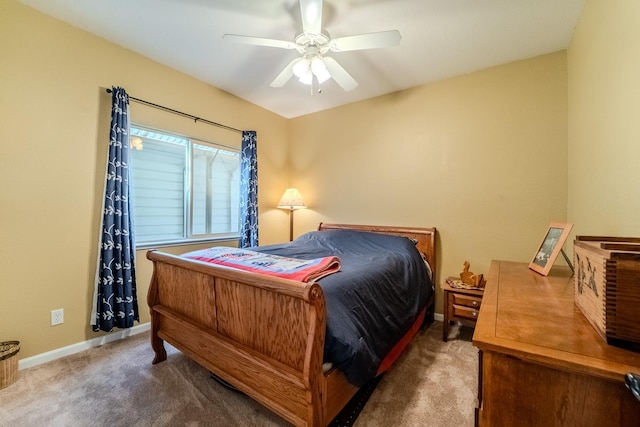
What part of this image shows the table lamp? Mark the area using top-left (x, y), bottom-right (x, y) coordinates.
top-left (277, 188), bottom-right (307, 241)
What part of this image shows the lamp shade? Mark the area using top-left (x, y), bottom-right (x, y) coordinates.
top-left (277, 188), bottom-right (307, 210)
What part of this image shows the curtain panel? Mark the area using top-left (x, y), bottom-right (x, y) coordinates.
top-left (239, 130), bottom-right (258, 247)
top-left (91, 86), bottom-right (139, 332)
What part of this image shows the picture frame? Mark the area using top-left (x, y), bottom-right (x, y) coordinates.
top-left (529, 222), bottom-right (573, 276)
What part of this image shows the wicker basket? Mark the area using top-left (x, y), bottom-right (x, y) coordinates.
top-left (0, 341), bottom-right (20, 389)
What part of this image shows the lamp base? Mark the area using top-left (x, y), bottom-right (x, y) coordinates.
top-left (289, 209), bottom-right (294, 242)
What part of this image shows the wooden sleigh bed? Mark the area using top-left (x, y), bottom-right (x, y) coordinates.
top-left (146, 223), bottom-right (437, 426)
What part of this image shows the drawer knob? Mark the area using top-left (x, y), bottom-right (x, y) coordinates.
top-left (472, 311), bottom-right (478, 317)
top-left (472, 301), bottom-right (478, 307)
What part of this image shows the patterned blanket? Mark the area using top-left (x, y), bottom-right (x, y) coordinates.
top-left (183, 247), bottom-right (341, 282)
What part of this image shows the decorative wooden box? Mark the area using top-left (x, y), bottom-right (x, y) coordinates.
top-left (574, 236), bottom-right (640, 349)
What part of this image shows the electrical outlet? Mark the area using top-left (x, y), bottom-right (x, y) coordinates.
top-left (51, 309), bottom-right (64, 326)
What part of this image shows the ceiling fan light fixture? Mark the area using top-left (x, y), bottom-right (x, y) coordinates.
top-left (294, 55), bottom-right (331, 86)
top-left (311, 57), bottom-right (331, 83)
top-left (293, 58), bottom-right (310, 79)
top-left (299, 69), bottom-right (314, 85)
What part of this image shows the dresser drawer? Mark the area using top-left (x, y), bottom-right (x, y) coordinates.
top-left (453, 304), bottom-right (480, 321)
top-left (452, 293), bottom-right (482, 309)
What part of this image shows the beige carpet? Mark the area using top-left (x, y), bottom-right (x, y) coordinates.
top-left (0, 321), bottom-right (477, 426)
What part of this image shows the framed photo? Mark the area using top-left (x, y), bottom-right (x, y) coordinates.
top-left (529, 222), bottom-right (573, 276)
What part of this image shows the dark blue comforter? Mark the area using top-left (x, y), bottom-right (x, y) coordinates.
top-left (251, 230), bottom-right (433, 386)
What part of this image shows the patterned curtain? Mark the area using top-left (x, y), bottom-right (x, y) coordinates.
top-left (91, 86), bottom-right (139, 332)
top-left (239, 130), bottom-right (258, 247)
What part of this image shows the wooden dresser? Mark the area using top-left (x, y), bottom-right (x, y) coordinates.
top-left (472, 260), bottom-right (640, 426)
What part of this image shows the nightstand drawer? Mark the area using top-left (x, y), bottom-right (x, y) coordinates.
top-left (452, 293), bottom-right (482, 309)
top-left (453, 304), bottom-right (480, 321)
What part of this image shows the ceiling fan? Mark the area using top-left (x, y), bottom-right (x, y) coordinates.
top-left (222, 0), bottom-right (402, 92)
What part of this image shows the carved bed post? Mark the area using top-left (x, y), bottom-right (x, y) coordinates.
top-left (146, 251), bottom-right (167, 364)
top-left (303, 283), bottom-right (326, 426)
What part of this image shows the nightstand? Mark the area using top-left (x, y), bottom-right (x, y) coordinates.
top-left (442, 278), bottom-right (484, 341)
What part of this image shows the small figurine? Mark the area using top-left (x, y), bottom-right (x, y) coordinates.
top-left (460, 261), bottom-right (486, 288)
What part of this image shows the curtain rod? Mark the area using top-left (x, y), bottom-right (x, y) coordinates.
top-left (105, 88), bottom-right (242, 134)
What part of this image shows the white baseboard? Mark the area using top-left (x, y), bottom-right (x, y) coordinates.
top-left (434, 313), bottom-right (443, 322)
top-left (19, 322), bottom-right (150, 370)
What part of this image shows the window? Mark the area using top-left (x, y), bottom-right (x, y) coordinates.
top-left (129, 125), bottom-right (240, 246)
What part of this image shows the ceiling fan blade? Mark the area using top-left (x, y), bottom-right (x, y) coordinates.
top-left (270, 58), bottom-right (302, 87)
top-left (222, 34), bottom-right (296, 50)
top-left (300, 0), bottom-right (323, 35)
top-left (329, 30), bottom-right (402, 52)
top-left (323, 57), bottom-right (358, 91)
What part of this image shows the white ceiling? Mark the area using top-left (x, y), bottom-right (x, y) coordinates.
top-left (18, 0), bottom-right (585, 119)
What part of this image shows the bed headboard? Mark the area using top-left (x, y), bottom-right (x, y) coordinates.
top-left (317, 223), bottom-right (437, 279)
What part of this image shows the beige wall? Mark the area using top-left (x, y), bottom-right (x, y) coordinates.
top-left (567, 0), bottom-right (640, 236)
top-left (0, 0), bottom-right (290, 359)
top-left (290, 52), bottom-right (569, 311)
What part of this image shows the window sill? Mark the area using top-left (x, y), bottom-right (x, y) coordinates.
top-left (135, 235), bottom-right (240, 251)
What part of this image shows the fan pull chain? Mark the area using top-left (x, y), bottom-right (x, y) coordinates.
top-left (311, 74), bottom-right (322, 95)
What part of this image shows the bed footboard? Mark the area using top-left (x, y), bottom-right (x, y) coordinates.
top-left (147, 250), bottom-right (327, 426)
